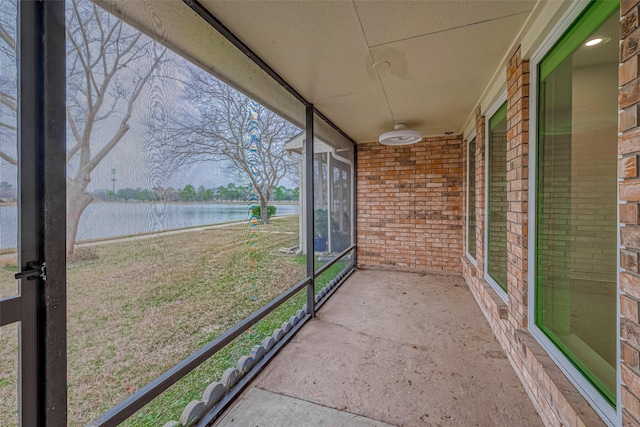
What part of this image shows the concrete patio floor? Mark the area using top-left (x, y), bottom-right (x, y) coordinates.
top-left (215, 269), bottom-right (543, 427)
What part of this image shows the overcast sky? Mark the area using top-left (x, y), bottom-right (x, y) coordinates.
top-left (0, 52), bottom-right (299, 194)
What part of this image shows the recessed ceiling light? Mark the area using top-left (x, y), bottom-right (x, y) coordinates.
top-left (585, 38), bottom-right (603, 47)
top-left (372, 61), bottom-right (391, 72)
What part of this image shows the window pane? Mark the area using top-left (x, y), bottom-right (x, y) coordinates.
top-left (0, 0), bottom-right (19, 427)
top-left (0, 324), bottom-right (18, 426)
top-left (0, 0), bottom-right (17, 300)
top-left (64, 0), bottom-right (305, 423)
top-left (313, 151), bottom-right (329, 260)
top-left (313, 114), bottom-right (354, 273)
top-left (467, 138), bottom-right (476, 260)
top-left (488, 104), bottom-right (508, 291)
top-left (0, 2), bottom-right (18, 423)
top-left (123, 287), bottom-right (308, 425)
top-left (536, 9), bottom-right (618, 404)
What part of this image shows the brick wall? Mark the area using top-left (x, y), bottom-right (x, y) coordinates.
top-left (462, 135), bottom-right (468, 257)
top-left (462, 47), bottom-right (606, 427)
top-left (356, 136), bottom-right (463, 273)
top-left (475, 108), bottom-right (486, 268)
top-left (506, 48), bottom-right (529, 330)
top-left (356, 6), bottom-right (625, 425)
top-left (620, 1), bottom-right (640, 424)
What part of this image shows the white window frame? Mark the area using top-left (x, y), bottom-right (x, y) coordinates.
top-left (466, 131), bottom-right (478, 266)
top-left (484, 92), bottom-right (509, 302)
top-left (527, 1), bottom-right (619, 425)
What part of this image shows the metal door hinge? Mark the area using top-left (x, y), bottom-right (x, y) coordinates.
top-left (15, 261), bottom-right (46, 281)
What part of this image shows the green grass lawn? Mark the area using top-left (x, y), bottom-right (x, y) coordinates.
top-left (0, 216), bottom-right (354, 426)
top-left (132, 255), bottom-right (353, 426)
top-left (125, 287), bottom-right (307, 426)
top-left (294, 254), bottom-right (348, 296)
top-left (1, 217), bottom-right (310, 426)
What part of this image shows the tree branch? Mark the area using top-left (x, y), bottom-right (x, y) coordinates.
top-left (0, 121), bottom-right (16, 131)
top-left (84, 48), bottom-right (167, 174)
top-left (66, 107), bottom-right (82, 163)
top-left (0, 91), bottom-right (17, 112)
top-left (0, 21), bottom-right (16, 52)
top-left (0, 149), bottom-right (16, 165)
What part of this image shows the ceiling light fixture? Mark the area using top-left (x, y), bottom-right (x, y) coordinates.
top-left (379, 123), bottom-right (423, 146)
top-left (585, 38), bottom-right (603, 47)
top-left (372, 60), bottom-right (391, 72)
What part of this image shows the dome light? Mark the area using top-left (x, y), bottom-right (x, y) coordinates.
top-left (585, 38), bottom-right (603, 47)
top-left (379, 123), bottom-right (423, 146)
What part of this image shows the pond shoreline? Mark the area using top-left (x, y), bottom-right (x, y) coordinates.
top-left (0, 214), bottom-right (298, 259)
top-left (0, 202), bottom-right (300, 250)
top-left (89, 200), bottom-right (298, 205)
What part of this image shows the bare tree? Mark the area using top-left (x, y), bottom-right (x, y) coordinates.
top-left (162, 67), bottom-right (299, 224)
top-left (0, 0), bottom-right (17, 168)
top-left (64, 0), bottom-right (168, 257)
top-left (0, 0), bottom-right (167, 257)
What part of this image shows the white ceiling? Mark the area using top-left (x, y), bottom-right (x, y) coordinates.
top-left (200, 0), bottom-right (537, 143)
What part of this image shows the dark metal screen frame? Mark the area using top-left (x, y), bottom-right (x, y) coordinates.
top-left (0, 0), bottom-right (358, 424)
top-left (90, 105), bottom-right (354, 424)
top-left (0, 0), bottom-right (68, 425)
top-left (313, 244), bottom-right (356, 279)
top-left (89, 277), bottom-right (311, 426)
top-left (182, 0), bottom-right (357, 149)
top-left (305, 104), bottom-right (316, 316)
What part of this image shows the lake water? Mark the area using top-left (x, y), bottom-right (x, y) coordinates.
top-left (0, 202), bottom-right (299, 250)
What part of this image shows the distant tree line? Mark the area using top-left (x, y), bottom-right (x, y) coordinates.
top-left (1, 0), bottom-right (298, 256)
top-left (90, 183), bottom-right (299, 203)
top-left (0, 181), bottom-right (16, 202)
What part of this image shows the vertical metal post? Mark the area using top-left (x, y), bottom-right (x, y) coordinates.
top-left (352, 145), bottom-right (358, 268)
top-left (326, 155), bottom-right (332, 253)
top-left (18, 0), bottom-right (67, 425)
top-left (42, 0), bottom-right (68, 423)
top-left (18, 2), bottom-right (42, 422)
top-left (305, 104), bottom-right (315, 316)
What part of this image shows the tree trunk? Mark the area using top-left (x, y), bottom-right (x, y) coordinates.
top-left (66, 181), bottom-right (93, 259)
top-left (260, 197), bottom-right (269, 225)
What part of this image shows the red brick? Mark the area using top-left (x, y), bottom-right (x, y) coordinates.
top-left (621, 56), bottom-right (640, 87)
top-left (623, 295), bottom-right (640, 323)
top-left (623, 26), bottom-right (640, 62)
top-left (622, 180), bottom-right (640, 202)
top-left (623, 386), bottom-right (640, 423)
top-left (624, 318), bottom-right (640, 350)
top-left (623, 341), bottom-right (640, 369)
top-left (623, 249), bottom-right (640, 273)
top-left (623, 409), bottom-right (640, 427)
top-left (621, 105), bottom-right (640, 132)
top-left (624, 8), bottom-right (640, 38)
top-left (622, 204), bottom-right (640, 224)
top-left (623, 227), bottom-right (640, 250)
top-left (622, 79), bottom-right (640, 110)
top-left (624, 0), bottom-right (640, 16)
top-left (624, 156), bottom-right (640, 179)
top-left (622, 271), bottom-right (640, 301)
top-left (620, 128), bottom-right (640, 155)
top-left (623, 361), bottom-right (640, 395)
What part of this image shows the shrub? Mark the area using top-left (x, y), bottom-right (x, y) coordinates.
top-left (251, 205), bottom-right (277, 220)
top-left (314, 209), bottom-right (328, 239)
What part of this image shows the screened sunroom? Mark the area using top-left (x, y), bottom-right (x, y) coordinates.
top-left (0, 1), bottom-right (635, 426)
